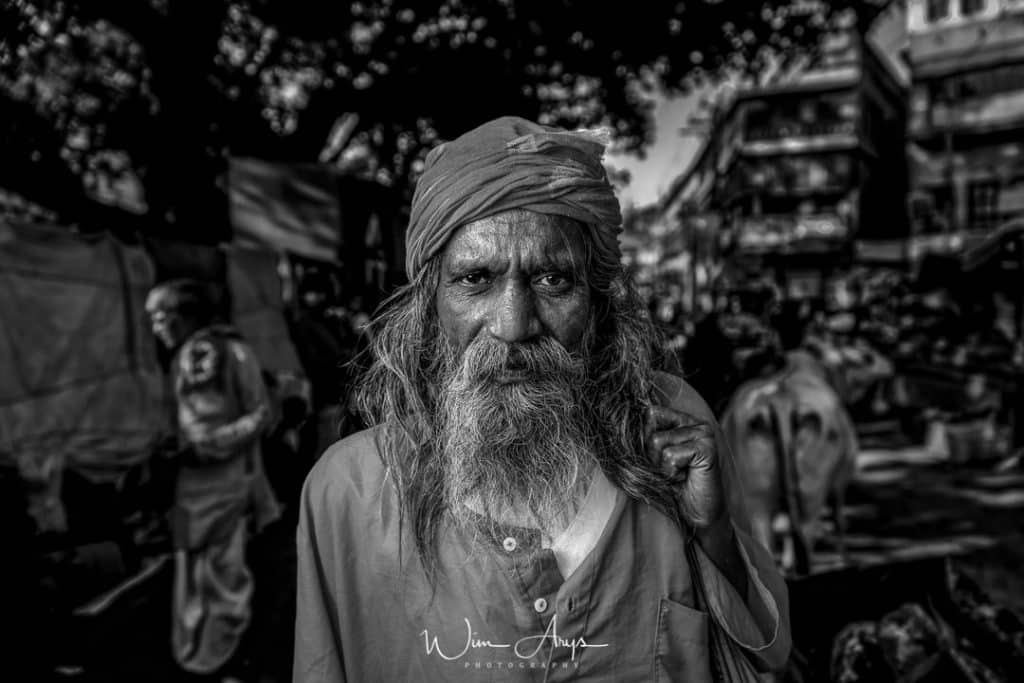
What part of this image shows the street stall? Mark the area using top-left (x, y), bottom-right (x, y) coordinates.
top-left (227, 155), bottom-right (406, 450)
top-left (228, 156), bottom-right (407, 309)
top-left (0, 218), bottom-right (176, 679)
top-left (879, 221), bottom-right (1024, 459)
top-left (961, 219), bottom-right (1024, 450)
top-left (0, 177), bottom-right (351, 678)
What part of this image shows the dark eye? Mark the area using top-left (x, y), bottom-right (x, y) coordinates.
top-left (457, 271), bottom-right (490, 286)
top-left (537, 272), bottom-right (571, 290)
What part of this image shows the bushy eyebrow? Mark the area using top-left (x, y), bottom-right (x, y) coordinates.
top-left (446, 249), bottom-right (582, 275)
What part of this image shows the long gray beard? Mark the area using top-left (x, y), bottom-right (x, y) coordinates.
top-left (435, 336), bottom-right (597, 541)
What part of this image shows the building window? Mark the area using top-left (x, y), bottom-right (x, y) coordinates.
top-left (961, 0), bottom-right (986, 16)
top-left (912, 187), bottom-right (953, 234)
top-left (927, 0), bottom-right (951, 22)
top-left (940, 63), bottom-right (1024, 102)
top-left (968, 180), bottom-right (1000, 230)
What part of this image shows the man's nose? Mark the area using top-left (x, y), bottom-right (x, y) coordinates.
top-left (489, 279), bottom-right (541, 343)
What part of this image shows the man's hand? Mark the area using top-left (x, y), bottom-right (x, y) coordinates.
top-left (647, 404), bottom-right (750, 597)
top-left (185, 407), bottom-right (270, 460)
top-left (645, 405), bottom-right (726, 529)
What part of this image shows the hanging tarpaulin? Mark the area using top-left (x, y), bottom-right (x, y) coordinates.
top-left (0, 220), bottom-right (168, 531)
top-left (228, 157), bottom-right (342, 263)
top-left (225, 245), bottom-right (305, 379)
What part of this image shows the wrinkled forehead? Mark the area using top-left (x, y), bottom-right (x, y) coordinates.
top-left (441, 209), bottom-right (589, 269)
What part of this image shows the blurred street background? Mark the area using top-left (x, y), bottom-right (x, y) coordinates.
top-left (2, 1), bottom-right (1024, 681)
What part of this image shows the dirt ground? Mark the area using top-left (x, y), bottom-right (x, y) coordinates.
top-left (836, 443), bottom-right (1024, 614)
top-left (784, 434), bottom-right (1024, 681)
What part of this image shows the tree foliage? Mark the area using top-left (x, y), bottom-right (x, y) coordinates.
top-left (0, 0), bottom-right (890, 239)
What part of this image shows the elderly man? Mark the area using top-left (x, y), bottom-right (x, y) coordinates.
top-left (294, 117), bottom-right (790, 681)
top-left (145, 279), bottom-right (280, 677)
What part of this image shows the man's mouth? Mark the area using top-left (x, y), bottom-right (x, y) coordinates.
top-left (494, 367), bottom-right (532, 384)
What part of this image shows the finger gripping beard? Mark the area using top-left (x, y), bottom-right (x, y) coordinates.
top-left (437, 337), bottom-right (595, 539)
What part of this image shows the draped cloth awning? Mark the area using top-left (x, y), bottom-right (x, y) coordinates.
top-left (225, 245), bottom-right (305, 378)
top-left (0, 220), bottom-right (168, 530)
top-left (228, 157), bottom-right (342, 263)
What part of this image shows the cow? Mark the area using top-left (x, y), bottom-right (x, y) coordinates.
top-left (721, 349), bottom-right (858, 575)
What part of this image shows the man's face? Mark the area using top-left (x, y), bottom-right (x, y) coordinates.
top-left (435, 210), bottom-right (592, 358)
top-left (432, 210), bottom-right (597, 534)
top-left (145, 290), bottom-right (193, 350)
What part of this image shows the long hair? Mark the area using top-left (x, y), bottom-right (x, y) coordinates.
top-left (355, 239), bottom-right (681, 581)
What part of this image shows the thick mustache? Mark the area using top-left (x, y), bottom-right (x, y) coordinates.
top-left (459, 338), bottom-right (581, 381)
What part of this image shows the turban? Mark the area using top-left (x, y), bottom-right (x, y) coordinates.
top-left (405, 116), bottom-right (623, 279)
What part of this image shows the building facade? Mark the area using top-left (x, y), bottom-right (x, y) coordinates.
top-left (906, 0), bottom-right (1024, 242)
top-left (662, 12), bottom-right (908, 303)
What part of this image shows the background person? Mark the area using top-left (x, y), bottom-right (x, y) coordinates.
top-left (145, 279), bottom-right (280, 679)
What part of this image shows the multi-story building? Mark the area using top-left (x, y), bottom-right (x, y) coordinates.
top-left (661, 8), bottom-right (908, 304)
top-left (905, 0), bottom-right (1024, 448)
top-left (906, 0), bottom-right (1024, 242)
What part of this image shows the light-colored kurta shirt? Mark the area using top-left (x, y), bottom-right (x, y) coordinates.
top-left (294, 373), bottom-right (791, 682)
top-left (171, 325), bottom-right (276, 548)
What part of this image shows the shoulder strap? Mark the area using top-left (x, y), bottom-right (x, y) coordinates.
top-left (685, 539), bottom-right (727, 683)
top-left (685, 534), bottom-right (766, 683)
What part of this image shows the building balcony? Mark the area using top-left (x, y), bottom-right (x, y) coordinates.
top-left (735, 213), bottom-right (849, 254)
top-left (746, 119), bottom-right (858, 143)
top-left (909, 89), bottom-right (1024, 140)
top-left (908, 1), bottom-right (1024, 77)
top-left (741, 131), bottom-right (860, 157)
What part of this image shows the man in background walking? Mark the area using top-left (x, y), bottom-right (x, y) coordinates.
top-left (146, 279), bottom-right (280, 680)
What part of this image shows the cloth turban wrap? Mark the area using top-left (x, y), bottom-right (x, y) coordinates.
top-left (405, 116), bottom-right (623, 280)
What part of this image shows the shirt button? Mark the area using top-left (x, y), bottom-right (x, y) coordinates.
top-left (502, 537), bottom-right (517, 552)
top-left (533, 598), bottom-right (548, 613)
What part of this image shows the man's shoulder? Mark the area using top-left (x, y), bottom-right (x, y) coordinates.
top-left (207, 327), bottom-right (260, 367)
top-left (302, 425), bottom-right (389, 507)
top-left (652, 370), bottom-right (717, 423)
